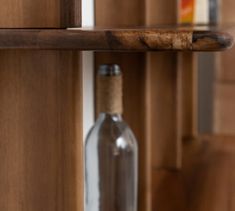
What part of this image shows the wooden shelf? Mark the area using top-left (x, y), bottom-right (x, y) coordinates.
top-left (0, 26), bottom-right (234, 51)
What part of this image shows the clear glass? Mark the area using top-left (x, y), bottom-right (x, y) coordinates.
top-left (85, 113), bottom-right (138, 211)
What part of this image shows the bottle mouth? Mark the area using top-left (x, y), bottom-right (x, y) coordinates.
top-left (98, 64), bottom-right (121, 76)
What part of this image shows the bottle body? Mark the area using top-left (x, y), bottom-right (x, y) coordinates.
top-left (85, 113), bottom-right (138, 211)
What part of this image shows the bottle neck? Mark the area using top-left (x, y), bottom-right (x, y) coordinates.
top-left (97, 74), bottom-right (123, 115)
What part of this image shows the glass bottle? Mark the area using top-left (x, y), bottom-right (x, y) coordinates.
top-left (85, 64), bottom-right (138, 211)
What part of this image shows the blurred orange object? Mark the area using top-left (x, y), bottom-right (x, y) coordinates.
top-left (179, 0), bottom-right (195, 23)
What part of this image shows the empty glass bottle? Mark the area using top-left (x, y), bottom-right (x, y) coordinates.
top-left (85, 64), bottom-right (138, 211)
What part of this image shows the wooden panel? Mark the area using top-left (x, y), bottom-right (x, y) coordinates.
top-left (146, 0), bottom-right (177, 24)
top-left (152, 135), bottom-right (235, 211)
top-left (95, 0), bottom-right (144, 27)
top-left (221, 0), bottom-right (235, 23)
top-left (216, 0), bottom-right (235, 80)
top-left (146, 53), bottom-right (181, 168)
top-left (0, 50), bottom-right (83, 211)
top-left (145, 0), bottom-right (181, 169)
top-left (217, 49), bottom-right (235, 81)
top-left (178, 53), bottom-right (198, 138)
top-left (0, 0), bottom-right (83, 210)
top-left (214, 0), bottom-right (235, 133)
top-left (0, 0), bottom-right (80, 28)
top-left (214, 83), bottom-right (235, 134)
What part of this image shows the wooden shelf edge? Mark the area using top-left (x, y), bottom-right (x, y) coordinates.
top-left (0, 27), bottom-right (233, 51)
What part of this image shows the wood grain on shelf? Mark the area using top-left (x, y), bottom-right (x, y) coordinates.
top-left (0, 0), bottom-right (83, 211)
top-left (152, 135), bottom-right (235, 211)
top-left (0, 28), bottom-right (233, 51)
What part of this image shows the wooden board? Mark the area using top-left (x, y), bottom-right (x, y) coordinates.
top-left (0, 0), bottom-right (83, 210)
top-left (0, 50), bottom-right (83, 211)
top-left (145, 0), bottom-right (181, 169)
top-left (178, 52), bottom-right (198, 138)
top-left (214, 83), bottom-right (235, 134)
top-left (217, 49), bottom-right (235, 81)
top-left (0, 0), bottom-right (80, 28)
top-left (152, 135), bottom-right (235, 211)
top-left (214, 0), bottom-right (235, 133)
top-left (146, 52), bottom-right (181, 169)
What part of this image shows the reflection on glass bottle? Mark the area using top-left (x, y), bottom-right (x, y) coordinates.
top-left (85, 64), bottom-right (138, 211)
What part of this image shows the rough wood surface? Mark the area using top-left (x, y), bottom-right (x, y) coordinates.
top-left (0, 28), bottom-right (232, 51)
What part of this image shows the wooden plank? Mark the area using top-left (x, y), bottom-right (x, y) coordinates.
top-left (0, 0), bottom-right (80, 28)
top-left (214, 83), bottom-right (235, 134)
top-left (217, 49), bottom-right (235, 81)
top-left (95, 0), bottom-right (144, 27)
top-left (152, 135), bottom-right (235, 211)
top-left (60, 0), bottom-right (81, 27)
top-left (145, 0), bottom-right (181, 168)
top-left (214, 0), bottom-right (235, 133)
top-left (0, 50), bottom-right (83, 211)
top-left (221, 0), bottom-right (235, 23)
top-left (178, 52), bottom-right (198, 138)
top-left (0, 0), bottom-right (83, 210)
top-left (0, 28), bottom-right (232, 51)
top-left (146, 52), bottom-right (181, 168)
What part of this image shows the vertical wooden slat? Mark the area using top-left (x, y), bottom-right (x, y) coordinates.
top-left (214, 0), bottom-right (235, 134)
top-left (0, 0), bottom-right (83, 211)
top-left (178, 53), bottom-right (198, 138)
top-left (146, 53), bottom-right (181, 168)
top-left (145, 0), bottom-right (180, 168)
top-left (60, 0), bottom-right (81, 27)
